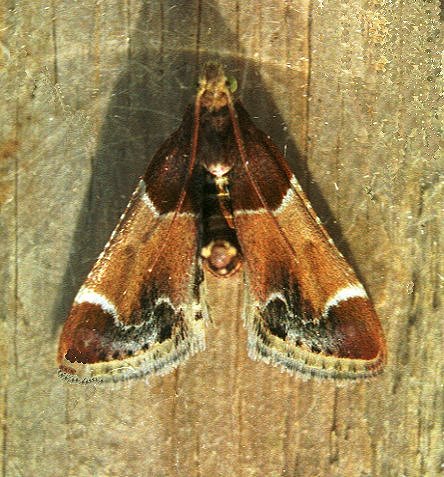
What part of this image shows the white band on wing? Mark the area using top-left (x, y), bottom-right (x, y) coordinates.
top-left (138, 179), bottom-right (160, 216)
top-left (323, 284), bottom-right (368, 317)
top-left (74, 287), bottom-right (119, 320)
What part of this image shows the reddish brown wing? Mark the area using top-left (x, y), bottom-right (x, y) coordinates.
top-left (230, 102), bottom-right (386, 379)
top-left (58, 109), bottom-right (207, 383)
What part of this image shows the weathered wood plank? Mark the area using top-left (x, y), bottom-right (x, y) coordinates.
top-left (0, 1), bottom-right (441, 476)
top-left (307, 2), bottom-right (442, 476)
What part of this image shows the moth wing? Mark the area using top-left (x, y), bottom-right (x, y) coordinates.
top-left (58, 115), bottom-right (206, 383)
top-left (230, 103), bottom-right (386, 379)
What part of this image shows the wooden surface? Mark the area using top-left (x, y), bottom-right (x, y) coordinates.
top-left (1, 1), bottom-right (442, 476)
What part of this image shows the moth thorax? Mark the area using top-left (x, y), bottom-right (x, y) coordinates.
top-left (201, 240), bottom-right (241, 277)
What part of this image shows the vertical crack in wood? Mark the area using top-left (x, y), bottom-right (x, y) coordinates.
top-left (1, 388), bottom-right (7, 477)
top-left (195, 0), bottom-right (202, 73)
top-left (329, 387), bottom-right (339, 465)
top-left (50, 0), bottom-right (59, 84)
top-left (172, 367), bottom-right (180, 477)
top-left (233, 276), bottom-right (244, 474)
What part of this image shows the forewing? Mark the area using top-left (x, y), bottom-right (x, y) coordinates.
top-left (230, 102), bottom-right (386, 379)
top-left (58, 112), bottom-right (206, 383)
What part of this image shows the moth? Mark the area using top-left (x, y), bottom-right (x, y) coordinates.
top-left (58, 63), bottom-right (386, 383)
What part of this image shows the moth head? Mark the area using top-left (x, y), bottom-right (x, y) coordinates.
top-left (198, 62), bottom-right (235, 111)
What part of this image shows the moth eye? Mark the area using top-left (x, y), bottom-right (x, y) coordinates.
top-left (226, 76), bottom-right (238, 93)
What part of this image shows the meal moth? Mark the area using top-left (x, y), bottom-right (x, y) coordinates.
top-left (57, 63), bottom-right (386, 383)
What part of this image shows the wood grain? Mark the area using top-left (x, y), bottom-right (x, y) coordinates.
top-left (0, 1), bottom-right (441, 476)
